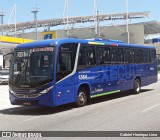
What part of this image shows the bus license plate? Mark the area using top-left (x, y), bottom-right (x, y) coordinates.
top-left (23, 102), bottom-right (31, 106)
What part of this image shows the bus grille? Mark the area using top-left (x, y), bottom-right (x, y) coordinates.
top-left (13, 93), bottom-right (40, 98)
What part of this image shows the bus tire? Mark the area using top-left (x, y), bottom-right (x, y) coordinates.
top-left (133, 79), bottom-right (141, 94)
top-left (76, 88), bottom-right (87, 107)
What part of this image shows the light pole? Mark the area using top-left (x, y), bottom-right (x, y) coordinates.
top-left (63, 0), bottom-right (69, 37)
top-left (0, 10), bottom-right (5, 36)
top-left (125, 0), bottom-right (130, 43)
top-left (31, 5), bottom-right (39, 40)
top-left (97, 10), bottom-right (100, 38)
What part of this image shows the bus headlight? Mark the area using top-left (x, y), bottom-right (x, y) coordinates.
top-left (9, 88), bottom-right (16, 95)
top-left (39, 85), bottom-right (54, 95)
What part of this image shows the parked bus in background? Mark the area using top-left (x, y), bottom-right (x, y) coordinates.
top-left (9, 38), bottom-right (157, 107)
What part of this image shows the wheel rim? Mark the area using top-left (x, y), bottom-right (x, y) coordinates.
top-left (136, 81), bottom-right (140, 92)
top-left (78, 92), bottom-right (86, 106)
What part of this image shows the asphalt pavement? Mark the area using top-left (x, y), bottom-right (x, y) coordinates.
top-left (0, 78), bottom-right (160, 139)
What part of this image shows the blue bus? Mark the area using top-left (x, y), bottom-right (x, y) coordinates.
top-left (9, 38), bottom-right (158, 107)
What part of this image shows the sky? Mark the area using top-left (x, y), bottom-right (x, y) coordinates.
top-left (0, 0), bottom-right (159, 24)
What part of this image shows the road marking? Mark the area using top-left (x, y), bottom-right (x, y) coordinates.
top-left (22, 116), bottom-right (42, 122)
top-left (0, 104), bottom-right (10, 108)
top-left (0, 95), bottom-right (9, 98)
top-left (0, 105), bottom-right (15, 110)
top-left (0, 98), bottom-right (10, 103)
top-left (142, 103), bottom-right (160, 113)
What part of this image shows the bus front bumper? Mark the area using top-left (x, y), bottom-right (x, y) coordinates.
top-left (9, 90), bottom-right (55, 107)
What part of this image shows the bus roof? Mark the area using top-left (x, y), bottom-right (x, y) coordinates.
top-left (16, 38), bottom-right (155, 49)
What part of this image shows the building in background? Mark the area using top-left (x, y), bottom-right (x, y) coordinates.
top-left (0, 36), bottom-right (34, 69)
top-left (1, 10), bottom-right (160, 69)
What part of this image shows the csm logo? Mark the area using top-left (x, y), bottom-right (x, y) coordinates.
top-left (79, 75), bottom-right (88, 79)
top-left (44, 34), bottom-right (53, 40)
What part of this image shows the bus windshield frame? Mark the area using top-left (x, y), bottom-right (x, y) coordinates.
top-left (9, 46), bottom-right (55, 88)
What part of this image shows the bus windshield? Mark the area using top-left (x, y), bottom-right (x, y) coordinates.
top-left (9, 47), bottom-right (55, 88)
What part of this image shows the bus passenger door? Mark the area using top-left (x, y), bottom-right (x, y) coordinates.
top-left (55, 43), bottom-right (78, 106)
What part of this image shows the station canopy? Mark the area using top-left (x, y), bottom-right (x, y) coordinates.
top-left (0, 36), bottom-right (34, 50)
top-left (140, 21), bottom-right (160, 35)
top-left (0, 11), bottom-right (160, 36)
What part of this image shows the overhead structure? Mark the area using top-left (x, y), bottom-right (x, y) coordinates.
top-left (142, 21), bottom-right (160, 35)
top-left (1, 11), bottom-right (150, 33)
top-left (7, 4), bottom-right (17, 37)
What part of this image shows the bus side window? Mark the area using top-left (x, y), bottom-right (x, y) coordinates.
top-left (124, 48), bottom-right (134, 63)
top-left (124, 49), bottom-right (129, 63)
top-left (85, 46), bottom-right (96, 65)
top-left (96, 46), bottom-right (110, 65)
top-left (57, 43), bottom-right (78, 72)
top-left (150, 49), bottom-right (156, 63)
top-left (143, 49), bottom-right (150, 63)
top-left (78, 46), bottom-right (85, 66)
top-left (78, 45), bottom-right (96, 70)
top-left (111, 48), bottom-right (123, 64)
top-left (134, 49), bottom-right (143, 63)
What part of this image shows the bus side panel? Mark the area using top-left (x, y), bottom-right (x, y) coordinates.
top-left (55, 75), bottom-right (76, 106)
top-left (75, 66), bottom-right (125, 97)
top-left (141, 62), bottom-right (158, 87)
top-left (74, 62), bottom-right (157, 99)
top-left (123, 64), bottom-right (134, 90)
top-left (75, 67), bottom-right (105, 97)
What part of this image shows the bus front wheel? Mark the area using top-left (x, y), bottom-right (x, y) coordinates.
top-left (133, 79), bottom-right (141, 94)
top-left (76, 88), bottom-right (87, 107)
